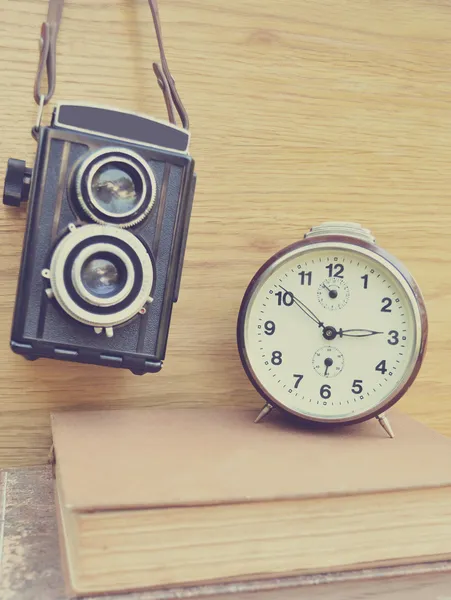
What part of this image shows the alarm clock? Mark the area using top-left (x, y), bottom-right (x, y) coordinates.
top-left (237, 222), bottom-right (428, 437)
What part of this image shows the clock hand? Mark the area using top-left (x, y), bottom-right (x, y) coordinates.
top-left (338, 328), bottom-right (384, 338)
top-left (277, 287), bottom-right (381, 339)
top-left (324, 357), bottom-right (333, 376)
top-left (279, 286), bottom-right (324, 330)
top-left (322, 282), bottom-right (338, 299)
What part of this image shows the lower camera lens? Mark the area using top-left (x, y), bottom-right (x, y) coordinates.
top-left (80, 254), bottom-right (126, 299)
top-left (90, 163), bottom-right (142, 216)
top-left (46, 223), bottom-right (155, 329)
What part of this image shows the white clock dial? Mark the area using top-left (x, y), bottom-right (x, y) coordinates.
top-left (240, 241), bottom-right (424, 423)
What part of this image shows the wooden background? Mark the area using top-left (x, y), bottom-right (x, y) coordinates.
top-left (1, 0), bottom-right (451, 466)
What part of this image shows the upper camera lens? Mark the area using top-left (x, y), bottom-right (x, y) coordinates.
top-left (75, 148), bottom-right (157, 228)
top-left (80, 254), bottom-right (126, 299)
top-left (90, 162), bottom-right (143, 217)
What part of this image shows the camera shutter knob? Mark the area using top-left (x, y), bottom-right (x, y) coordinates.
top-left (3, 159), bottom-right (33, 207)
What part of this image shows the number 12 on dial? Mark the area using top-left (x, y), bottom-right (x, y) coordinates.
top-left (237, 222), bottom-right (428, 438)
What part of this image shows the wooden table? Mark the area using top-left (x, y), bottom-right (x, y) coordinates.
top-left (1, 1), bottom-right (451, 464)
top-left (1, 466), bottom-right (451, 600)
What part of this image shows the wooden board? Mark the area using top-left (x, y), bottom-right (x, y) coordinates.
top-left (1, 0), bottom-right (451, 465)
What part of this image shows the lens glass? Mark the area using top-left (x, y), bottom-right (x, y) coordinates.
top-left (80, 254), bottom-right (127, 298)
top-left (91, 162), bottom-right (143, 216)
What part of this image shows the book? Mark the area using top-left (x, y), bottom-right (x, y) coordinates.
top-left (51, 407), bottom-right (451, 596)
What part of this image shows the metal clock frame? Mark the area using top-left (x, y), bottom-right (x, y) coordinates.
top-left (237, 233), bottom-right (428, 429)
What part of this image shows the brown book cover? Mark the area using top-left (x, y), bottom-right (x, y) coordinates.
top-left (51, 407), bottom-right (451, 595)
top-left (52, 407), bottom-right (451, 510)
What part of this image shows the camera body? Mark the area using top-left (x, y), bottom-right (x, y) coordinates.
top-left (4, 103), bottom-right (196, 374)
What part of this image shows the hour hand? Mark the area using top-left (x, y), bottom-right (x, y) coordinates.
top-left (338, 328), bottom-right (384, 338)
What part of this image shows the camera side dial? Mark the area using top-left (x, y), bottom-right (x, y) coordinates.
top-left (3, 159), bottom-right (33, 207)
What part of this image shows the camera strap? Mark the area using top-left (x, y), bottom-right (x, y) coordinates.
top-left (33, 0), bottom-right (189, 133)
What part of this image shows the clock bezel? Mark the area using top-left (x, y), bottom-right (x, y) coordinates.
top-left (237, 234), bottom-right (428, 426)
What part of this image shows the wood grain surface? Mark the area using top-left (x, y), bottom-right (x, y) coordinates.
top-left (1, 0), bottom-right (451, 465)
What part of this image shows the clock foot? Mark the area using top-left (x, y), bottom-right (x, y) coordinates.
top-left (376, 413), bottom-right (394, 439)
top-left (255, 403), bottom-right (273, 424)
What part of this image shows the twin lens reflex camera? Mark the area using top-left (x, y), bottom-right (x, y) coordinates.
top-left (3, 2), bottom-right (196, 375)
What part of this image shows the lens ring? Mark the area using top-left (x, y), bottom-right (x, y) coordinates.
top-left (87, 157), bottom-right (146, 218)
top-left (63, 235), bottom-right (145, 315)
top-left (48, 224), bottom-right (154, 328)
top-left (75, 148), bottom-right (157, 228)
top-left (71, 243), bottom-right (134, 307)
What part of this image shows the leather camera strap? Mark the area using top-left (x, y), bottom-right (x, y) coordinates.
top-left (33, 0), bottom-right (188, 129)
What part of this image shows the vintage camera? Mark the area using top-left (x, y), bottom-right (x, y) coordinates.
top-left (3, 103), bottom-right (196, 374)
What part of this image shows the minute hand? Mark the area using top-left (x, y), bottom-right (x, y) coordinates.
top-left (338, 328), bottom-right (384, 338)
top-left (279, 286), bottom-right (324, 330)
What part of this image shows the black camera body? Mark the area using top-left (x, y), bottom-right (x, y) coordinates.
top-left (4, 103), bottom-right (196, 374)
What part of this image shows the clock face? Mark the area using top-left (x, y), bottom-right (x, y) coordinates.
top-left (238, 239), bottom-right (426, 424)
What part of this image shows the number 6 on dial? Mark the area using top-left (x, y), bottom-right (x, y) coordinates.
top-left (237, 222), bottom-right (428, 438)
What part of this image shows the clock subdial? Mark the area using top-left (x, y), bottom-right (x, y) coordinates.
top-left (312, 346), bottom-right (344, 378)
top-left (317, 277), bottom-right (350, 310)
